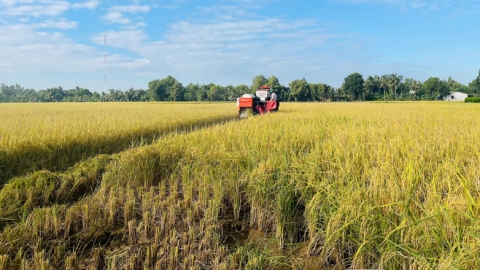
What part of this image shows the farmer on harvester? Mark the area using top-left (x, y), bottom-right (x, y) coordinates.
top-left (269, 88), bottom-right (279, 111)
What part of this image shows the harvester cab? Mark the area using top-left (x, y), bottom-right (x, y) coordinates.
top-left (237, 85), bottom-right (278, 118)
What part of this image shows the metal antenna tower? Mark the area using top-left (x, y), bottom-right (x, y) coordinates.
top-left (104, 35), bottom-right (107, 94)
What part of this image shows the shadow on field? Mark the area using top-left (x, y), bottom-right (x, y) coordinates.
top-left (0, 115), bottom-right (238, 188)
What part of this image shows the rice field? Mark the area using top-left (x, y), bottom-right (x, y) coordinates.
top-left (1, 102), bottom-right (480, 269)
top-left (0, 102), bottom-right (236, 186)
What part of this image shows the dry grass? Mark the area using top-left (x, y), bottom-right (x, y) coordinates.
top-left (1, 102), bottom-right (480, 269)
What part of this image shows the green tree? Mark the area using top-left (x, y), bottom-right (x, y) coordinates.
top-left (208, 85), bottom-right (221, 101)
top-left (422, 77), bottom-right (449, 100)
top-left (90, 92), bottom-right (102, 102)
top-left (147, 76), bottom-right (182, 101)
top-left (0, 84), bottom-right (13, 101)
top-left (321, 84), bottom-right (334, 101)
top-left (364, 76), bottom-right (381, 100)
top-left (0, 84), bottom-right (38, 102)
top-left (388, 74), bottom-right (403, 100)
top-left (184, 83), bottom-right (199, 101)
top-left (267, 76), bottom-right (287, 101)
top-left (308, 83), bottom-right (320, 101)
top-left (403, 78), bottom-right (421, 100)
top-left (308, 83), bottom-right (332, 101)
top-left (252, 75), bottom-right (267, 92)
top-left (223, 85), bottom-right (235, 101)
top-left (46, 87), bottom-right (65, 102)
top-left (380, 75), bottom-right (390, 101)
top-left (342, 72), bottom-right (365, 100)
top-left (196, 87), bottom-right (206, 102)
top-left (125, 87), bottom-right (137, 101)
top-left (234, 84), bottom-right (250, 98)
top-left (447, 77), bottom-right (469, 94)
top-left (21, 89), bottom-right (38, 102)
top-left (289, 78), bottom-right (310, 101)
top-left (108, 89), bottom-right (127, 102)
top-left (167, 81), bottom-right (183, 102)
top-left (147, 79), bottom-right (165, 101)
top-left (37, 89), bottom-right (52, 102)
top-left (332, 87), bottom-right (348, 101)
top-left (122, 88), bottom-right (148, 102)
top-left (468, 70), bottom-right (480, 95)
top-left (267, 76), bottom-right (280, 89)
top-left (137, 90), bottom-right (149, 101)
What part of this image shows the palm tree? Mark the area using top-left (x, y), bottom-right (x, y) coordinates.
top-left (363, 79), bottom-right (372, 100)
top-left (410, 81), bottom-right (420, 99)
top-left (389, 74), bottom-right (401, 100)
top-left (380, 76), bottom-right (389, 101)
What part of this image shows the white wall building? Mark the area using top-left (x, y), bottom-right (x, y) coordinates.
top-left (444, 92), bottom-right (468, 101)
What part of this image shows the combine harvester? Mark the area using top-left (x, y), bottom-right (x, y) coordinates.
top-left (237, 86), bottom-right (279, 118)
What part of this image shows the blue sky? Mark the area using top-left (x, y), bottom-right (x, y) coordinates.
top-left (0, 0), bottom-right (479, 92)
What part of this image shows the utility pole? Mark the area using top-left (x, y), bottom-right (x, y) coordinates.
top-left (104, 34), bottom-right (107, 100)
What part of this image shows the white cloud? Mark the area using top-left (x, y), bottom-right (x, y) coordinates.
top-left (102, 11), bottom-right (131, 24)
top-left (410, 1), bottom-right (427, 9)
top-left (0, 22), bottom-right (147, 92)
top-left (334, 0), bottom-right (479, 13)
top-left (101, 4), bottom-right (151, 26)
top-left (89, 14), bottom-right (349, 87)
top-left (92, 30), bottom-right (148, 48)
top-left (122, 21), bottom-right (147, 29)
top-left (2, 2), bottom-right (70, 17)
top-left (110, 5), bottom-right (151, 13)
top-left (0, 1), bottom-right (477, 91)
top-left (72, 0), bottom-right (98, 9)
top-left (0, 0), bottom-right (99, 17)
top-left (118, 58), bottom-right (150, 69)
top-left (0, 1), bottom-right (411, 90)
top-left (160, 19), bottom-right (319, 45)
top-left (0, 2), bottom-right (151, 91)
top-left (334, 0), bottom-right (424, 10)
top-left (0, 24), bottom-right (94, 71)
top-left (0, 0), bottom-right (35, 7)
top-left (35, 19), bottom-right (78, 29)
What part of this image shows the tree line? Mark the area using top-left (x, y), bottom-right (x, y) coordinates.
top-left (341, 72), bottom-right (479, 101)
top-left (2, 71), bottom-right (480, 102)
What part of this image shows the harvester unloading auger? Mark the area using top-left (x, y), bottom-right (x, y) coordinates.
top-left (237, 86), bottom-right (278, 118)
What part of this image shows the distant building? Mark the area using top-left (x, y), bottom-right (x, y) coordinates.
top-left (444, 92), bottom-right (468, 102)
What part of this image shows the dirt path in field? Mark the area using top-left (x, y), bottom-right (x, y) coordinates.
top-left (0, 115), bottom-right (239, 188)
